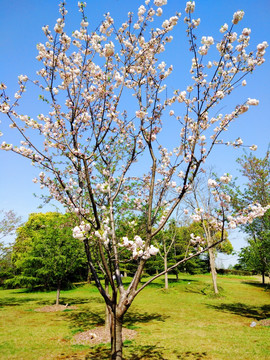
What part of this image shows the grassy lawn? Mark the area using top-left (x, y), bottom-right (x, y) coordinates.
top-left (0, 274), bottom-right (269, 359)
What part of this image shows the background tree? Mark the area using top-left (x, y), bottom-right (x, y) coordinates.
top-left (0, 1), bottom-right (268, 358)
top-left (237, 238), bottom-right (270, 279)
top-left (155, 218), bottom-right (180, 290)
top-left (9, 212), bottom-right (87, 304)
top-left (0, 210), bottom-right (22, 286)
top-left (229, 151), bottom-right (270, 283)
top-left (0, 243), bottom-right (14, 286)
top-left (155, 218), bottom-right (210, 289)
top-left (186, 174), bottom-right (233, 294)
top-left (169, 222), bottom-right (209, 275)
top-left (0, 209), bottom-right (22, 241)
top-left (161, 220), bottom-right (178, 289)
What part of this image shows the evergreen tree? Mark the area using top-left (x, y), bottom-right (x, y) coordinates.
top-left (9, 212), bottom-right (87, 304)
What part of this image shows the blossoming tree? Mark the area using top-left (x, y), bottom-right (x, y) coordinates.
top-left (0, 0), bottom-right (268, 358)
top-left (0, 210), bottom-right (22, 241)
top-left (186, 172), bottom-right (265, 294)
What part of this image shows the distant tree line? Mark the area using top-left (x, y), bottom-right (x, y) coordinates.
top-left (1, 211), bottom-right (231, 295)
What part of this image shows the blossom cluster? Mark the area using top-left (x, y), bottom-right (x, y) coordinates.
top-left (227, 203), bottom-right (270, 229)
top-left (120, 235), bottom-right (159, 260)
top-left (94, 218), bottom-right (112, 246)
top-left (187, 172), bottom-right (270, 255)
top-left (189, 232), bottom-right (205, 252)
top-left (73, 222), bottom-right (91, 240)
top-left (206, 175), bottom-right (269, 230)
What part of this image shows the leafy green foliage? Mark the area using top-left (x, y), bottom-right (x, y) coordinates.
top-left (7, 212), bottom-right (87, 290)
top-left (230, 151), bottom-right (270, 283)
top-left (0, 242), bottom-right (14, 286)
top-left (148, 221), bottom-right (210, 276)
top-left (115, 214), bottom-right (209, 277)
top-left (238, 237), bottom-right (270, 276)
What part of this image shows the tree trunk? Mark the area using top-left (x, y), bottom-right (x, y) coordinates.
top-left (110, 311), bottom-right (123, 360)
top-left (87, 265), bottom-right (92, 283)
top-left (56, 281), bottom-right (61, 305)
top-left (262, 271), bottom-right (265, 285)
top-left (105, 278), bottom-right (111, 330)
top-left (164, 254), bottom-right (168, 290)
top-left (208, 247), bottom-right (218, 294)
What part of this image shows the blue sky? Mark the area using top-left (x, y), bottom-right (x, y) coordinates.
top-left (0, 0), bottom-right (269, 266)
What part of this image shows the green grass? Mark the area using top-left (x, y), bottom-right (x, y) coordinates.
top-left (0, 274), bottom-right (269, 359)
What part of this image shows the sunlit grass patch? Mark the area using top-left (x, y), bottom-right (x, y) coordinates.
top-left (0, 275), bottom-right (269, 359)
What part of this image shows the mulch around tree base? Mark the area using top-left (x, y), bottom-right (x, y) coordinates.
top-left (34, 306), bottom-right (137, 345)
top-left (73, 327), bottom-right (137, 345)
top-left (258, 319), bottom-right (270, 326)
top-left (35, 305), bottom-right (77, 312)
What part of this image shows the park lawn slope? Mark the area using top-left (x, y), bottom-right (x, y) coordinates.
top-left (0, 274), bottom-right (269, 359)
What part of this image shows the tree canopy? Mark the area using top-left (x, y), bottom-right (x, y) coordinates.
top-left (9, 212), bottom-right (87, 302)
top-left (230, 151), bottom-right (270, 283)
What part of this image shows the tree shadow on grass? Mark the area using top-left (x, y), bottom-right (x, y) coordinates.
top-left (63, 309), bottom-right (105, 331)
top-left (0, 297), bottom-right (35, 307)
top-left (124, 344), bottom-right (167, 360)
top-left (35, 296), bottom-right (103, 307)
top-left (84, 343), bottom-right (167, 360)
top-left (241, 281), bottom-right (270, 290)
top-left (63, 307), bottom-right (168, 332)
top-left (173, 278), bottom-right (198, 283)
top-left (84, 344), bottom-right (208, 359)
top-left (207, 302), bottom-right (270, 320)
top-left (124, 309), bottom-right (169, 328)
top-left (138, 278), bottom-right (198, 290)
top-left (84, 344), bottom-right (111, 359)
top-left (139, 282), bottom-right (164, 289)
top-left (175, 350), bottom-right (208, 359)
top-left (61, 296), bottom-right (104, 305)
top-left (169, 278), bottom-right (193, 284)
top-left (183, 283), bottom-right (217, 296)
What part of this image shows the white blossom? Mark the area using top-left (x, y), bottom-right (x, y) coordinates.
top-left (154, 0), bottom-right (167, 6)
top-left (232, 10), bottom-right (244, 24)
top-left (247, 98), bottom-right (259, 106)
